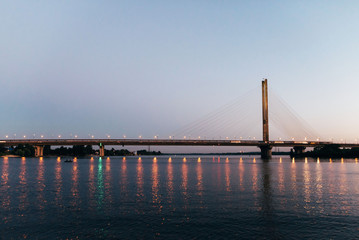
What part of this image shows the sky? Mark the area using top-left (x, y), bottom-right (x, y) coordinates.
top-left (1, 1), bottom-right (359, 146)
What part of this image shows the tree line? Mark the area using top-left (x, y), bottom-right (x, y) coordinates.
top-left (0, 144), bottom-right (137, 157)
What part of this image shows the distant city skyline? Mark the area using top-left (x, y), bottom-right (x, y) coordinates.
top-left (1, 1), bottom-right (359, 145)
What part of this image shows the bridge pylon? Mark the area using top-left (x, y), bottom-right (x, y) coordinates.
top-left (261, 79), bottom-right (272, 158)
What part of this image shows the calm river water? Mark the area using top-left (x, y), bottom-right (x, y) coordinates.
top-left (1, 156), bottom-right (359, 239)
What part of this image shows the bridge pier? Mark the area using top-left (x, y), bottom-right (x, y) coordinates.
top-left (260, 145), bottom-right (272, 159)
top-left (99, 144), bottom-right (105, 157)
top-left (293, 146), bottom-right (306, 155)
top-left (34, 145), bottom-right (44, 157)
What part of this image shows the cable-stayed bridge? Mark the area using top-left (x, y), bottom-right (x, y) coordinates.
top-left (0, 79), bottom-right (348, 158)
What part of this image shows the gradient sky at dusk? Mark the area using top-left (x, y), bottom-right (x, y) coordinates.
top-left (2, 1), bottom-right (359, 144)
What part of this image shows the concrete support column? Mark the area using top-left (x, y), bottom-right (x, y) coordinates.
top-left (293, 146), bottom-right (306, 155)
top-left (99, 144), bottom-right (105, 157)
top-left (34, 145), bottom-right (44, 157)
top-left (260, 145), bottom-right (272, 159)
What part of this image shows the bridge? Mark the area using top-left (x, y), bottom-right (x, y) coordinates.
top-left (0, 79), bottom-right (354, 158)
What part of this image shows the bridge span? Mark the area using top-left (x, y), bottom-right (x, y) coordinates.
top-left (1, 79), bottom-right (347, 158)
top-left (0, 138), bottom-right (345, 157)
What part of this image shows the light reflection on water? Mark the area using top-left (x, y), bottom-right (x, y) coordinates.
top-left (303, 160), bottom-right (311, 211)
top-left (18, 157), bottom-right (27, 212)
top-left (239, 157), bottom-right (244, 191)
top-left (182, 160), bottom-right (188, 205)
top-left (88, 157), bottom-right (95, 210)
top-left (71, 159), bottom-right (80, 208)
top-left (1, 156), bottom-right (359, 239)
top-left (224, 159), bottom-right (230, 192)
top-left (136, 157), bottom-right (144, 201)
top-left (55, 158), bottom-right (62, 207)
top-left (1, 157), bottom-right (10, 223)
top-left (37, 157), bottom-right (46, 211)
top-left (167, 158), bottom-right (173, 204)
top-left (97, 158), bottom-right (104, 211)
top-left (104, 157), bottom-right (112, 210)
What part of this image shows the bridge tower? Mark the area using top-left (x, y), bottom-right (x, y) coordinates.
top-left (260, 79), bottom-right (272, 158)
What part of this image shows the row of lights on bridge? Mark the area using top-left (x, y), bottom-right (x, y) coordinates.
top-left (2, 134), bottom-right (357, 143)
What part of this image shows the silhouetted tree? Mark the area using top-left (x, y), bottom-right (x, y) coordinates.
top-left (73, 145), bottom-right (86, 156)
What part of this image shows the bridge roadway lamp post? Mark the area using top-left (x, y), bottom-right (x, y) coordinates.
top-left (260, 79), bottom-right (272, 158)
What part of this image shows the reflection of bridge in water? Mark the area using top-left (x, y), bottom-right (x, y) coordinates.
top-left (0, 80), bottom-right (356, 158)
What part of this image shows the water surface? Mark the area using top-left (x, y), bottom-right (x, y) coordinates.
top-left (1, 156), bottom-right (359, 239)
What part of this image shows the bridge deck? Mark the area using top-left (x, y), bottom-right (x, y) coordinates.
top-left (0, 139), bottom-right (340, 147)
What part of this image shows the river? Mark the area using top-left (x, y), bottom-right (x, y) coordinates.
top-left (1, 156), bottom-right (359, 239)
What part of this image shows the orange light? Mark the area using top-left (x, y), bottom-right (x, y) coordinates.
top-left (123, 157), bottom-right (126, 161)
top-left (107, 157), bottom-right (110, 161)
top-left (21, 157), bottom-right (26, 161)
top-left (292, 157), bottom-right (295, 163)
top-left (90, 157), bottom-right (94, 162)
top-left (73, 157), bottom-right (77, 162)
top-left (317, 157), bottom-right (320, 163)
top-left (153, 157), bottom-right (157, 163)
top-left (183, 157), bottom-right (187, 162)
top-left (198, 157), bottom-right (201, 163)
top-left (168, 157), bottom-right (172, 162)
top-left (305, 157), bottom-right (308, 163)
top-left (226, 157), bottom-right (229, 163)
top-left (280, 157), bottom-right (282, 163)
top-left (329, 158), bottom-right (332, 163)
top-left (137, 157), bottom-right (141, 162)
top-left (341, 158), bottom-right (344, 164)
top-left (39, 157), bottom-right (43, 161)
top-left (253, 158), bottom-right (256, 163)
top-left (240, 157), bottom-right (243, 163)
top-left (57, 157), bottom-right (61, 162)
